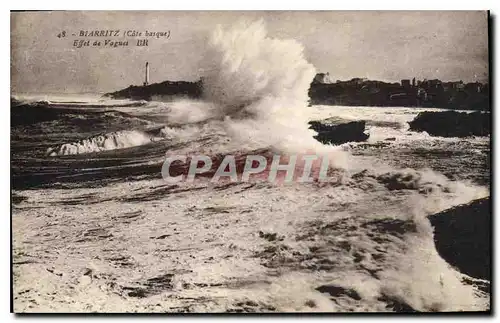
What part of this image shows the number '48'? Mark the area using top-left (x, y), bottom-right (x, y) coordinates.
top-left (57, 31), bottom-right (66, 38)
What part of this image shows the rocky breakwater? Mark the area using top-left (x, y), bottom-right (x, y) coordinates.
top-left (11, 98), bottom-right (60, 126)
top-left (408, 111), bottom-right (490, 137)
top-left (308, 120), bottom-right (369, 145)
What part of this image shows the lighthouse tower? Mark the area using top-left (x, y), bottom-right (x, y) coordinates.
top-left (143, 62), bottom-right (149, 86)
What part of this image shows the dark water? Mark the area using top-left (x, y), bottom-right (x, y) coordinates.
top-left (11, 100), bottom-right (169, 189)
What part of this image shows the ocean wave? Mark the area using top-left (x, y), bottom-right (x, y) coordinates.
top-left (166, 20), bottom-right (346, 167)
top-left (46, 130), bottom-right (157, 156)
top-left (12, 164), bottom-right (489, 311)
top-left (11, 19), bottom-right (490, 313)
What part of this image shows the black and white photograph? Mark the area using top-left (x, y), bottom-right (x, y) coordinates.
top-left (10, 10), bottom-right (491, 313)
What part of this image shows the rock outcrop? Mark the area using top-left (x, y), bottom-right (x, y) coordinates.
top-left (428, 197), bottom-right (490, 280)
top-left (408, 111), bottom-right (490, 137)
top-left (11, 99), bottom-right (63, 126)
top-left (104, 80), bottom-right (203, 101)
top-left (309, 120), bottom-right (369, 145)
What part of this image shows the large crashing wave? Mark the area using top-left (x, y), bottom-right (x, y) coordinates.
top-left (180, 20), bottom-right (487, 311)
top-left (201, 20), bottom-right (314, 115)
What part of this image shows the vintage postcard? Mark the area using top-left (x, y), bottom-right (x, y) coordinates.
top-left (11, 11), bottom-right (490, 313)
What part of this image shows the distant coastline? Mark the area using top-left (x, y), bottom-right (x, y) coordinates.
top-left (104, 73), bottom-right (490, 111)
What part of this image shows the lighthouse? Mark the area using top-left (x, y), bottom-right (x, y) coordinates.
top-left (143, 62), bottom-right (149, 86)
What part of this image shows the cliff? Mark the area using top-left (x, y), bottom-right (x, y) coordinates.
top-left (428, 197), bottom-right (490, 280)
top-left (309, 120), bottom-right (369, 145)
top-left (408, 111), bottom-right (490, 137)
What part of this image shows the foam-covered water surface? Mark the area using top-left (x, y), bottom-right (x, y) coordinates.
top-left (12, 21), bottom-right (490, 313)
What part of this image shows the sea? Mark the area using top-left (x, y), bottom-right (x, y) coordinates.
top-left (11, 21), bottom-right (490, 313)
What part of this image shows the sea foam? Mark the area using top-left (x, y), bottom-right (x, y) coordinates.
top-left (46, 130), bottom-right (154, 156)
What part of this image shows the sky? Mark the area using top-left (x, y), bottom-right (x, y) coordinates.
top-left (11, 11), bottom-right (489, 94)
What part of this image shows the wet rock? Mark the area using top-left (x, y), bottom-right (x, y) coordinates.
top-left (428, 197), bottom-right (490, 280)
top-left (361, 218), bottom-right (417, 235)
top-left (309, 120), bottom-right (369, 145)
top-left (408, 111), bottom-right (490, 137)
top-left (12, 193), bottom-right (28, 205)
